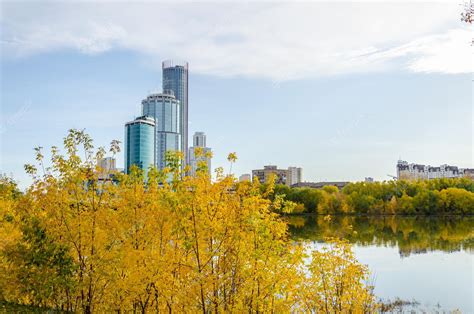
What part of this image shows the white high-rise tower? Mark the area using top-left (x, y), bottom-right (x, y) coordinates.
top-left (188, 132), bottom-right (212, 176)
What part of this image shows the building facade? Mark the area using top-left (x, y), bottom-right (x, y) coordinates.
top-left (252, 165), bottom-right (288, 185)
top-left (142, 92), bottom-right (181, 170)
top-left (463, 169), bottom-right (474, 179)
top-left (287, 167), bottom-right (303, 186)
top-left (252, 165), bottom-right (303, 186)
top-left (396, 160), bottom-right (474, 180)
top-left (98, 157), bottom-right (116, 173)
top-left (193, 131), bottom-right (206, 147)
top-left (162, 60), bottom-right (189, 164)
top-left (97, 157), bottom-right (119, 183)
top-left (124, 116), bottom-right (155, 176)
top-left (188, 132), bottom-right (212, 176)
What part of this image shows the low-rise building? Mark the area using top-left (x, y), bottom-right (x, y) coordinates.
top-left (252, 165), bottom-right (303, 186)
top-left (462, 168), bottom-right (474, 179)
top-left (252, 165), bottom-right (288, 185)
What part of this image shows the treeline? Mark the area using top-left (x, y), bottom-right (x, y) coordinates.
top-left (264, 178), bottom-right (474, 215)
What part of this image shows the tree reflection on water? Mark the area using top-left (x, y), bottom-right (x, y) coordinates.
top-left (287, 215), bottom-right (474, 257)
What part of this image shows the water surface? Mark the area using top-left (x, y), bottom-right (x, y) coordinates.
top-left (288, 216), bottom-right (473, 313)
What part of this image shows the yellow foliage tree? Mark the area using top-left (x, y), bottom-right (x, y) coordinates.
top-left (0, 129), bottom-right (377, 313)
top-left (301, 239), bottom-right (375, 313)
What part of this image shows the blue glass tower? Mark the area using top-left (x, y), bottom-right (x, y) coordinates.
top-left (162, 60), bottom-right (188, 163)
top-left (124, 116), bottom-right (155, 176)
top-left (142, 92), bottom-right (181, 170)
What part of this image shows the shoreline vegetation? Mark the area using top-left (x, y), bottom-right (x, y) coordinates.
top-left (257, 178), bottom-right (474, 216)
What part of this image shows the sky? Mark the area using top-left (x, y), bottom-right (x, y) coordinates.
top-left (1, 1), bottom-right (472, 189)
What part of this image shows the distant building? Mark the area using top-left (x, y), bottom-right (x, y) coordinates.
top-left (252, 165), bottom-right (304, 186)
top-left (365, 177), bottom-right (374, 183)
top-left (288, 167), bottom-right (303, 186)
top-left (124, 116), bottom-right (155, 176)
top-left (188, 132), bottom-right (212, 176)
top-left (142, 92), bottom-right (181, 170)
top-left (98, 157), bottom-right (116, 181)
top-left (252, 165), bottom-right (288, 185)
top-left (99, 157), bottom-right (116, 173)
top-left (291, 181), bottom-right (349, 189)
top-left (163, 60), bottom-right (189, 164)
top-left (396, 160), bottom-right (474, 180)
top-left (463, 168), bottom-right (474, 179)
top-left (239, 174), bottom-right (251, 182)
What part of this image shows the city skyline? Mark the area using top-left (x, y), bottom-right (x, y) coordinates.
top-left (1, 2), bottom-right (472, 189)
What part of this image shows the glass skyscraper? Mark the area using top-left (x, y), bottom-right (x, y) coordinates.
top-left (124, 116), bottom-right (155, 176)
top-left (142, 92), bottom-right (181, 170)
top-left (162, 60), bottom-right (189, 163)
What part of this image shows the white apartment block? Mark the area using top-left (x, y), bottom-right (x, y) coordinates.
top-left (396, 160), bottom-right (473, 180)
top-left (287, 167), bottom-right (303, 186)
top-left (188, 132), bottom-right (212, 177)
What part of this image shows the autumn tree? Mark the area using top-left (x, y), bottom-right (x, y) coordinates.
top-left (301, 239), bottom-right (375, 313)
top-left (0, 129), bottom-right (377, 313)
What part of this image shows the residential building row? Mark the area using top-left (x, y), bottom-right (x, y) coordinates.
top-left (396, 160), bottom-right (474, 180)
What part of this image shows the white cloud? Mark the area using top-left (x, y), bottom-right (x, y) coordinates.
top-left (1, 2), bottom-right (471, 79)
top-left (354, 28), bottom-right (472, 74)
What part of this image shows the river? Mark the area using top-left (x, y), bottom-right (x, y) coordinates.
top-left (287, 215), bottom-right (473, 313)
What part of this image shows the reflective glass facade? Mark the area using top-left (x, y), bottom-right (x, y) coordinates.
top-left (162, 60), bottom-right (188, 163)
top-left (142, 93), bottom-right (181, 170)
top-left (124, 116), bottom-right (155, 176)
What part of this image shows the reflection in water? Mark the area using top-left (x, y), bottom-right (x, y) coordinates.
top-left (287, 215), bottom-right (474, 257)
